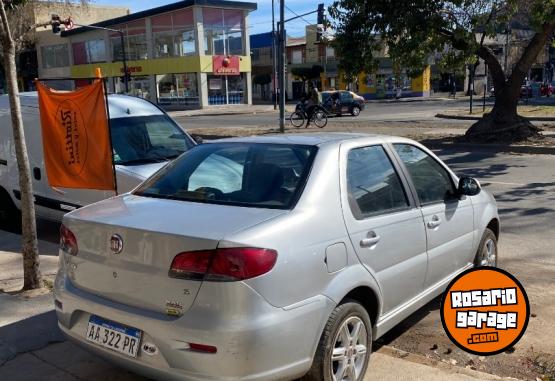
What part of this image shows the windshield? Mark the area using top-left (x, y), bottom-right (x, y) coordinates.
top-left (134, 142), bottom-right (318, 209)
top-left (110, 115), bottom-right (194, 165)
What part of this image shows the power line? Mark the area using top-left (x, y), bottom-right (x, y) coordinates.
top-left (284, 4), bottom-right (314, 26)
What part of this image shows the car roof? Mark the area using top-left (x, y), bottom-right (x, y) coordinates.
top-left (0, 92), bottom-right (165, 118)
top-left (207, 133), bottom-right (411, 146)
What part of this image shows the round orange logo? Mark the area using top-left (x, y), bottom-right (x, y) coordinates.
top-left (441, 268), bottom-right (529, 355)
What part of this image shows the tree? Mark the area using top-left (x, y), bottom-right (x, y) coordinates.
top-left (329, 0), bottom-right (555, 142)
top-left (0, 0), bottom-right (43, 289)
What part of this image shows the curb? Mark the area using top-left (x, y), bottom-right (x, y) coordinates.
top-left (378, 345), bottom-right (523, 380)
top-left (435, 113), bottom-right (555, 122)
top-left (423, 141), bottom-right (555, 155)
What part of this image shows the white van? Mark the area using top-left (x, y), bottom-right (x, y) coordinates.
top-left (0, 92), bottom-right (195, 223)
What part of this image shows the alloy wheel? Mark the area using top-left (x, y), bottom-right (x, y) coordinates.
top-left (480, 238), bottom-right (497, 266)
top-left (331, 316), bottom-right (368, 381)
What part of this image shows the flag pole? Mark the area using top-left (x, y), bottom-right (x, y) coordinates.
top-left (96, 68), bottom-right (119, 196)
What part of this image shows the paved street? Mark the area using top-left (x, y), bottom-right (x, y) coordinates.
top-left (1, 140), bottom-right (554, 380)
top-left (171, 98), bottom-right (481, 129)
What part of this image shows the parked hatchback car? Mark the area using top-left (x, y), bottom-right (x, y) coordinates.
top-left (54, 133), bottom-right (499, 381)
top-left (322, 90), bottom-right (366, 116)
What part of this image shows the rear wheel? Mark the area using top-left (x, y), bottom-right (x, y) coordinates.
top-left (302, 301), bottom-right (371, 381)
top-left (313, 110), bottom-right (328, 128)
top-left (351, 105), bottom-right (361, 116)
top-left (474, 228), bottom-right (497, 267)
top-left (290, 111), bottom-right (305, 128)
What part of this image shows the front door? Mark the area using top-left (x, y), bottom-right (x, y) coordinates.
top-left (340, 141), bottom-right (428, 315)
top-left (392, 143), bottom-right (475, 288)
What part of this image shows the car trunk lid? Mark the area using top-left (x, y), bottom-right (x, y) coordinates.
top-left (63, 194), bottom-right (286, 315)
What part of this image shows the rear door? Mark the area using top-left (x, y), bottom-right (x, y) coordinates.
top-left (391, 143), bottom-right (474, 288)
top-left (340, 140), bottom-right (428, 315)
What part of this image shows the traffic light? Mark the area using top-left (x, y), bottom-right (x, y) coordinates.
top-left (51, 14), bottom-right (61, 34)
top-left (316, 4), bottom-right (325, 42)
top-left (317, 3), bottom-right (325, 25)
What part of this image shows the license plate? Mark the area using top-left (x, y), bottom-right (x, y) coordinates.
top-left (86, 315), bottom-right (142, 358)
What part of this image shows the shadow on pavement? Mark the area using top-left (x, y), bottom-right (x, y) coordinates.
top-left (0, 311), bottom-right (63, 366)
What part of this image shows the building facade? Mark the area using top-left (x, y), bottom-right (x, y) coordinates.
top-left (43, 0), bottom-right (256, 108)
top-left (250, 25), bottom-right (431, 102)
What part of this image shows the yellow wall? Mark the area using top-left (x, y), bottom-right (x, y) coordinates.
top-left (71, 55), bottom-right (252, 78)
top-left (411, 66), bottom-right (431, 93)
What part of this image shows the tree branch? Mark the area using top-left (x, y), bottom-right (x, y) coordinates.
top-left (477, 45), bottom-right (506, 89)
top-left (507, 20), bottom-right (555, 94)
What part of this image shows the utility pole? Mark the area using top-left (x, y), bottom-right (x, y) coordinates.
top-left (279, 0), bottom-right (286, 133)
top-left (271, 0), bottom-right (277, 109)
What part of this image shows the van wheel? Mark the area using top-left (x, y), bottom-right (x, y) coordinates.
top-left (474, 228), bottom-right (497, 267)
top-left (0, 189), bottom-right (21, 233)
top-left (302, 300), bottom-right (372, 381)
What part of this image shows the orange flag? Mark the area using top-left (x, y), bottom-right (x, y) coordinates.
top-left (36, 80), bottom-right (115, 190)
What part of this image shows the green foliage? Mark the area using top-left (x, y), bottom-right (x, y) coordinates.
top-left (328, 0), bottom-right (555, 81)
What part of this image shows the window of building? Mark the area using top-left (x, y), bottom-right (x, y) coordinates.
top-left (292, 50), bottom-right (303, 64)
top-left (73, 40), bottom-right (106, 65)
top-left (203, 8), bottom-right (244, 56)
top-left (156, 73), bottom-right (199, 106)
top-left (111, 20), bottom-right (148, 61)
top-left (152, 9), bottom-right (196, 58)
top-left (41, 44), bottom-right (69, 69)
top-left (207, 74), bottom-right (244, 105)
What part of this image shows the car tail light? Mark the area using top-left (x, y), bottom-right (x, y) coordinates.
top-left (60, 224), bottom-right (78, 256)
top-left (169, 248), bottom-right (277, 282)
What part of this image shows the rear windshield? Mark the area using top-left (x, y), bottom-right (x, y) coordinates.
top-left (134, 142), bottom-right (317, 209)
top-left (110, 115), bottom-right (194, 166)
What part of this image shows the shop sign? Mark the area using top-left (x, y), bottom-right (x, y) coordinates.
top-left (120, 66), bottom-right (143, 74)
top-left (213, 55), bottom-right (240, 75)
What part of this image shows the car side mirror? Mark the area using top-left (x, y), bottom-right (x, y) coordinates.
top-left (458, 177), bottom-right (481, 196)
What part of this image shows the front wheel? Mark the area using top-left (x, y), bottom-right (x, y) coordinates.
top-left (290, 111), bottom-right (305, 128)
top-left (312, 110), bottom-right (328, 128)
top-left (351, 105), bottom-right (361, 116)
top-left (302, 301), bottom-right (372, 381)
top-left (474, 228), bottom-right (498, 267)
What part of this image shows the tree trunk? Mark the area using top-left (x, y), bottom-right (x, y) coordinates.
top-left (465, 21), bottom-right (555, 143)
top-left (465, 87), bottom-right (541, 142)
top-left (2, 44), bottom-right (42, 290)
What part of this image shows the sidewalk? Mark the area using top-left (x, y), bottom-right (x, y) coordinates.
top-left (0, 230), bottom-right (59, 293)
top-left (167, 104), bottom-right (280, 118)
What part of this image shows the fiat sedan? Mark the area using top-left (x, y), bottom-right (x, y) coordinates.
top-left (54, 133), bottom-right (499, 381)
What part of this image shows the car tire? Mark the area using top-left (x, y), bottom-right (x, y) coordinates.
top-left (302, 300), bottom-right (372, 381)
top-left (351, 106), bottom-right (361, 116)
top-left (474, 228), bottom-right (497, 267)
top-left (0, 189), bottom-right (21, 233)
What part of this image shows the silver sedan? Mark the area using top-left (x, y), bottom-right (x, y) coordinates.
top-left (54, 133), bottom-right (499, 381)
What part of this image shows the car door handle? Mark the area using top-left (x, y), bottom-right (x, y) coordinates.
top-left (360, 231), bottom-right (381, 248)
top-left (427, 215), bottom-right (442, 229)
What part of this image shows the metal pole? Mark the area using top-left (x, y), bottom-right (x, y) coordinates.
top-left (279, 0), bottom-right (286, 133)
top-left (483, 63), bottom-right (487, 112)
top-left (469, 65), bottom-right (474, 114)
top-left (119, 31), bottom-right (129, 93)
top-left (271, 0), bottom-right (277, 109)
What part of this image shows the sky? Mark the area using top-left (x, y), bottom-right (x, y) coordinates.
top-left (92, 0), bottom-right (332, 37)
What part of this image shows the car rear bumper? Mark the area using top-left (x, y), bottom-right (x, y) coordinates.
top-left (54, 272), bottom-right (333, 381)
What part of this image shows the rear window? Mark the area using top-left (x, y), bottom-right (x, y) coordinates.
top-left (134, 143), bottom-right (318, 209)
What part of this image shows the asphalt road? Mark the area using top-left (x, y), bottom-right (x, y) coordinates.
top-left (174, 98), bottom-right (482, 129)
top-left (1, 145), bottom-right (553, 380)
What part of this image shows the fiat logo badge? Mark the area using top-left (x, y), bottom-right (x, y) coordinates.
top-left (110, 234), bottom-right (123, 254)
